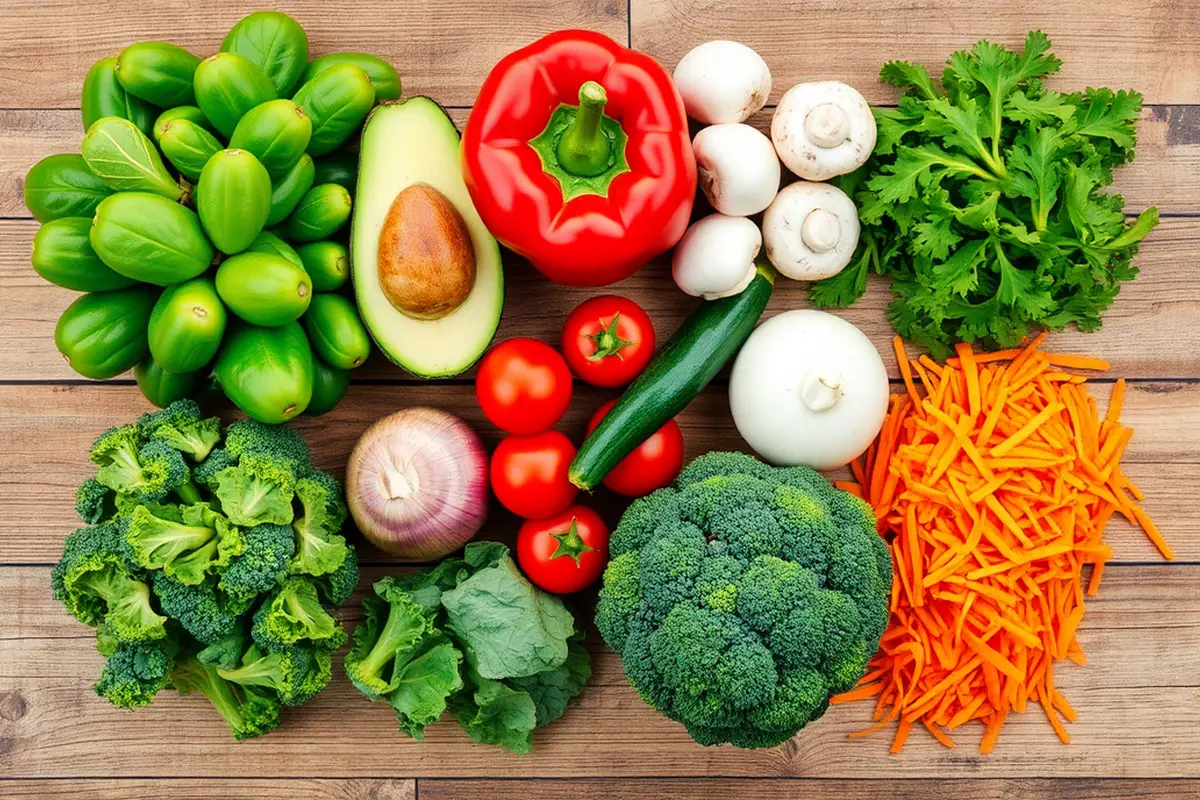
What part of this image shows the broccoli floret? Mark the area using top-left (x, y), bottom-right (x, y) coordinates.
top-left (212, 453), bottom-right (297, 527)
top-left (94, 633), bottom-right (180, 709)
top-left (76, 478), bottom-right (116, 524)
top-left (290, 474), bottom-right (350, 577)
top-left (218, 523), bottom-right (295, 604)
top-left (224, 419), bottom-right (311, 473)
top-left (196, 630), bottom-right (249, 670)
top-left (251, 577), bottom-right (346, 652)
top-left (152, 573), bottom-right (248, 645)
top-left (139, 400), bottom-right (221, 462)
top-left (344, 577), bottom-right (437, 698)
top-left (193, 448), bottom-right (236, 492)
top-left (311, 544), bottom-right (359, 606)
top-left (171, 655), bottom-right (281, 740)
top-left (51, 523), bottom-right (167, 643)
top-left (89, 423), bottom-right (146, 490)
top-left (90, 422), bottom-right (198, 504)
top-left (594, 452), bottom-right (893, 750)
top-left (124, 503), bottom-right (244, 586)
top-left (217, 642), bottom-right (333, 707)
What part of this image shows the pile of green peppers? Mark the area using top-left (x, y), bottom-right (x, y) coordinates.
top-left (25, 11), bottom-right (402, 422)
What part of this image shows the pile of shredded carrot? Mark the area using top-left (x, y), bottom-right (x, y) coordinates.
top-left (830, 334), bottom-right (1171, 754)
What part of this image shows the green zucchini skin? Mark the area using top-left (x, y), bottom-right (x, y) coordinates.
top-left (569, 262), bottom-right (775, 490)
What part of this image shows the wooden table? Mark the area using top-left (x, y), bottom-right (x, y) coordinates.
top-left (2, 1), bottom-right (1199, 797)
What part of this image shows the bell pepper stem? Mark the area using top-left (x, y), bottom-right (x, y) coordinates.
top-left (556, 81), bottom-right (611, 178)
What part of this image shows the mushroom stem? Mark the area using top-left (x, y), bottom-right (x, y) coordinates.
top-left (556, 81), bottom-right (612, 178)
top-left (801, 208), bottom-right (841, 254)
top-left (804, 102), bottom-right (851, 148)
top-left (800, 369), bottom-right (844, 412)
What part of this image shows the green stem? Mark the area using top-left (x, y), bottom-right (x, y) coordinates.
top-left (177, 480), bottom-right (202, 505)
top-left (555, 81), bottom-right (611, 178)
top-left (586, 314), bottom-right (633, 361)
top-left (550, 519), bottom-right (595, 567)
top-left (988, 94), bottom-right (1008, 179)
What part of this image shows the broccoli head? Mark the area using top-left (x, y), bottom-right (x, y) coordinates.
top-left (290, 473), bottom-right (350, 577)
top-left (76, 478), bottom-right (116, 524)
top-left (91, 424), bottom-right (197, 503)
top-left (594, 451), bottom-right (893, 750)
top-left (192, 448), bottom-right (235, 491)
top-left (251, 577), bottom-right (346, 652)
top-left (224, 419), bottom-right (312, 474)
top-left (153, 573), bottom-right (249, 645)
top-left (217, 641), bottom-right (333, 707)
top-left (218, 523), bottom-right (296, 604)
top-left (212, 453), bottom-right (297, 527)
top-left (51, 523), bottom-right (167, 643)
top-left (124, 503), bottom-right (244, 585)
top-left (311, 544), bottom-right (360, 606)
top-left (139, 399), bottom-right (221, 462)
top-left (94, 632), bottom-right (180, 709)
top-left (171, 654), bottom-right (281, 740)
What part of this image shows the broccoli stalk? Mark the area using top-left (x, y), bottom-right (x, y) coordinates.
top-left (217, 642), bottom-right (333, 707)
top-left (124, 503), bottom-right (244, 585)
top-left (171, 655), bottom-right (281, 740)
top-left (343, 579), bottom-right (435, 698)
top-left (251, 577), bottom-right (346, 652)
top-left (291, 475), bottom-right (350, 577)
top-left (139, 400), bottom-right (221, 462)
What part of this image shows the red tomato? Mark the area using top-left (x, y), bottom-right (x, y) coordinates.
top-left (586, 400), bottom-right (684, 497)
top-left (561, 295), bottom-right (655, 388)
top-left (516, 505), bottom-right (610, 594)
top-left (490, 430), bottom-right (579, 518)
top-left (476, 338), bottom-right (572, 435)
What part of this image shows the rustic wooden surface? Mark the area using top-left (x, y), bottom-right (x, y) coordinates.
top-left (2, 0), bottom-right (1199, 798)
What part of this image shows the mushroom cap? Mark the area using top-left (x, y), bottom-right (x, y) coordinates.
top-left (672, 40), bottom-right (772, 125)
top-left (693, 123), bottom-right (781, 217)
top-left (672, 213), bottom-right (761, 300)
top-left (762, 181), bottom-right (860, 281)
top-left (771, 81), bottom-right (877, 181)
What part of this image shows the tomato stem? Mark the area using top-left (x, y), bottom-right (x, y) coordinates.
top-left (587, 313), bottom-right (633, 361)
top-left (550, 518), bottom-right (594, 566)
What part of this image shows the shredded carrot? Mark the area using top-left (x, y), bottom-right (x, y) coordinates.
top-left (832, 337), bottom-right (1168, 754)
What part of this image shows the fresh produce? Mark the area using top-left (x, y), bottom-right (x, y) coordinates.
top-left (344, 541), bottom-right (590, 752)
top-left (812, 31), bottom-right (1158, 356)
top-left (148, 278), bottom-right (227, 374)
top-left (302, 52), bottom-right (403, 100)
top-left (228, 99), bottom-right (312, 177)
top-left (595, 451), bottom-right (892, 748)
top-left (561, 296), bottom-right (656, 388)
top-left (475, 339), bottom-right (573, 435)
top-left (672, 214), bottom-right (762, 299)
top-left (23, 154), bottom-right (113, 223)
top-left (833, 336), bottom-right (1169, 754)
top-left (585, 401), bottom-right (684, 497)
top-left (220, 11), bottom-right (310, 97)
top-left (345, 407), bottom-right (488, 560)
top-left (198, 149), bottom-right (273, 254)
top-left (214, 322), bottom-right (314, 423)
top-left (295, 240), bottom-right (348, 291)
top-left (81, 56), bottom-right (155, 136)
top-left (193, 52), bottom-right (277, 139)
top-left (31, 217), bottom-right (135, 292)
top-left (516, 505), bottom-right (609, 594)
top-left (306, 359), bottom-right (350, 415)
top-left (52, 404), bottom-right (358, 739)
top-left (292, 63), bottom-right (376, 156)
top-left (287, 183), bottom-right (352, 242)
top-left (215, 252), bottom-right (312, 326)
top-left (90, 192), bottom-right (214, 285)
top-left (463, 30), bottom-right (696, 286)
top-left (115, 42), bottom-right (202, 108)
top-left (55, 287), bottom-right (158, 379)
top-left (158, 118), bottom-right (224, 181)
top-left (692, 123), bottom-right (780, 216)
top-left (571, 263), bottom-right (775, 491)
top-left (672, 40), bottom-right (772, 125)
top-left (304, 294), bottom-right (371, 369)
top-left (771, 81), bottom-right (876, 181)
top-left (762, 181), bottom-right (860, 280)
top-left (134, 357), bottom-right (207, 407)
top-left (246, 230), bottom-right (303, 266)
top-left (730, 310), bottom-right (889, 470)
top-left (313, 150), bottom-right (356, 191)
top-left (81, 117), bottom-right (183, 200)
top-left (266, 153), bottom-right (316, 226)
top-left (491, 431), bottom-right (578, 520)
top-left (153, 105), bottom-right (211, 140)
top-left (353, 98), bottom-right (503, 377)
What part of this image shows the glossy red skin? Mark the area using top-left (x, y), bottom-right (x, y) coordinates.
top-left (491, 430), bottom-right (579, 518)
top-left (475, 338), bottom-right (573, 435)
top-left (586, 400), bottom-right (684, 497)
top-left (516, 504), bottom-right (610, 594)
top-left (462, 29), bottom-right (697, 286)
top-left (561, 295), bottom-right (656, 388)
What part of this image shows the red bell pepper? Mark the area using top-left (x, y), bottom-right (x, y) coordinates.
top-left (463, 30), bottom-right (696, 286)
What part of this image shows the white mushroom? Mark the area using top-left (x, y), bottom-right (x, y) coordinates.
top-left (692, 123), bottom-right (781, 216)
top-left (771, 81), bottom-right (877, 181)
top-left (672, 40), bottom-right (772, 124)
top-left (672, 214), bottom-right (761, 300)
top-left (762, 181), bottom-right (860, 281)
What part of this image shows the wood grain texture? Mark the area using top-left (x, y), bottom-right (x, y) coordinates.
top-left (0, 1), bottom-right (624, 109)
top-left (0, 380), bottom-right (1190, 565)
top-left (1, 565), bottom-right (1196, 778)
top-left (3, 216), bottom-right (1199, 382)
top-left (631, 0), bottom-right (1200, 105)
top-left (0, 779), bottom-right (415, 800)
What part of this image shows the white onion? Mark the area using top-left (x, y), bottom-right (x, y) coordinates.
top-left (345, 407), bottom-right (488, 560)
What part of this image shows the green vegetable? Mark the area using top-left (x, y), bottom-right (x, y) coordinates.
top-left (55, 286), bottom-right (157, 380)
top-left (251, 577), bottom-right (347, 652)
top-left (218, 522), bottom-right (296, 604)
top-left (32, 217), bottom-right (136, 292)
top-left (134, 357), bottom-right (207, 409)
top-left (153, 573), bottom-right (246, 645)
top-left (81, 56), bottom-right (155, 136)
top-left (291, 473), bottom-right (351, 577)
top-left (220, 11), bottom-right (309, 97)
top-left (138, 398), bottom-right (221, 462)
top-left (94, 633), bottom-right (179, 709)
top-left (286, 183), bottom-right (352, 242)
top-left (229, 99), bottom-right (313, 177)
top-left (306, 358), bottom-right (350, 416)
top-left (215, 252), bottom-right (312, 326)
top-left (76, 478), bottom-right (116, 525)
top-left (23, 154), bottom-right (113, 223)
top-left (292, 64), bottom-right (376, 156)
top-left (171, 653), bottom-right (282, 740)
top-left (302, 52), bottom-right (402, 100)
top-left (217, 642), bottom-right (333, 707)
top-left (81, 117), bottom-right (182, 199)
top-left (811, 31), bottom-right (1159, 356)
top-left (345, 542), bottom-right (590, 752)
top-left (91, 431), bottom-right (194, 504)
top-left (312, 150), bottom-right (357, 192)
top-left (90, 192), bottom-right (214, 286)
top-left (193, 52), bottom-right (277, 139)
top-left (246, 230), bottom-right (303, 267)
top-left (115, 41), bottom-right (201, 107)
top-left (295, 240), bottom-right (349, 291)
top-left (158, 118), bottom-right (223, 182)
top-left (197, 149), bottom-right (273, 255)
top-left (303, 293), bottom-right (370, 369)
top-left (265, 153), bottom-right (316, 227)
top-left (571, 263), bottom-right (774, 490)
top-left (147, 277), bottom-right (227, 375)
top-left (124, 502), bottom-right (243, 585)
top-left (211, 452), bottom-right (297, 528)
top-left (153, 105), bottom-right (211, 142)
top-left (594, 451), bottom-right (892, 749)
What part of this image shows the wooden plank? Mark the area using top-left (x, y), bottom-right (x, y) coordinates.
top-left (418, 778), bottom-right (1200, 800)
top-left (0, 0), bottom-right (625, 110)
top-left (631, 0), bottom-right (1200, 105)
top-left (4, 105), bottom-right (1195, 219)
top-left (0, 779), bottom-right (415, 800)
top-left (1, 565), bottom-right (1197, 778)
top-left (0, 380), bottom-right (1190, 565)
top-left (3, 216), bottom-right (1200, 383)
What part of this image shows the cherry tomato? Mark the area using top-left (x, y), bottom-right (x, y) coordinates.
top-left (490, 430), bottom-right (579, 518)
top-left (476, 338), bottom-right (572, 435)
top-left (516, 505), bottom-right (610, 594)
top-left (586, 400), bottom-right (684, 497)
top-left (561, 295), bottom-right (655, 388)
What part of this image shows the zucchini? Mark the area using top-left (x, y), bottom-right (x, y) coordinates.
top-left (570, 262), bottom-right (775, 490)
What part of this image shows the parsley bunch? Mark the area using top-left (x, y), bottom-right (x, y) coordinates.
top-left (813, 31), bottom-right (1158, 357)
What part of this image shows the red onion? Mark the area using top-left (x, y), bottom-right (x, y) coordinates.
top-left (345, 407), bottom-right (488, 560)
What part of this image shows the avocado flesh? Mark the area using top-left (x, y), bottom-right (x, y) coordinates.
top-left (352, 98), bottom-right (503, 377)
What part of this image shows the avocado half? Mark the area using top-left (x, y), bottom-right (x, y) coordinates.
top-left (351, 98), bottom-right (503, 377)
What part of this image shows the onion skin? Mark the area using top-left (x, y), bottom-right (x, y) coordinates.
top-left (346, 406), bottom-right (488, 560)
